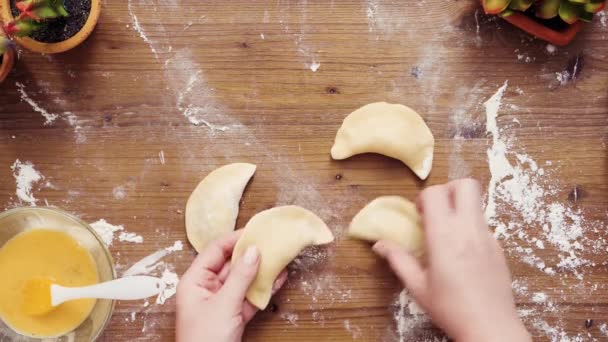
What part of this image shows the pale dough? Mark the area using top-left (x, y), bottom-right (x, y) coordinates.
top-left (331, 102), bottom-right (435, 180)
top-left (185, 163), bottom-right (256, 253)
top-left (349, 196), bottom-right (424, 256)
top-left (232, 206), bottom-right (334, 309)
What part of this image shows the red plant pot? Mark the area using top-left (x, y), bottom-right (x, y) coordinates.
top-left (0, 45), bottom-right (15, 84)
top-left (502, 12), bottom-right (585, 46)
top-left (480, 0), bottom-right (595, 46)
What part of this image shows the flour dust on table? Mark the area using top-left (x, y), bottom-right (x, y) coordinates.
top-left (483, 82), bottom-right (607, 341)
top-left (90, 218), bottom-right (181, 308)
top-left (392, 290), bottom-right (445, 342)
top-left (15, 82), bottom-right (59, 125)
top-left (90, 219), bottom-right (128, 247)
top-left (14, 82), bottom-right (90, 143)
top-left (10, 159), bottom-right (44, 207)
top-left (127, 0), bottom-right (159, 59)
top-left (122, 240), bottom-right (183, 305)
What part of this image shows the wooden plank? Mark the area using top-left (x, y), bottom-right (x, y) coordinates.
top-left (0, 0), bottom-right (607, 341)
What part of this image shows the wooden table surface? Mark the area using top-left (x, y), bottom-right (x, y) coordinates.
top-left (1, 0), bottom-right (607, 341)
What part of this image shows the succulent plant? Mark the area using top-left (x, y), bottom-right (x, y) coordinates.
top-left (2, 0), bottom-right (68, 37)
top-left (483, 0), bottom-right (606, 24)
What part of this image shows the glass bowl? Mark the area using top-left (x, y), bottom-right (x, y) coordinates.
top-left (0, 207), bottom-right (115, 342)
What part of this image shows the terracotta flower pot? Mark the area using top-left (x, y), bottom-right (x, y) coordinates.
top-left (480, 0), bottom-right (596, 46)
top-left (0, 0), bottom-right (101, 54)
top-left (0, 44), bottom-right (15, 83)
top-left (502, 11), bottom-right (585, 46)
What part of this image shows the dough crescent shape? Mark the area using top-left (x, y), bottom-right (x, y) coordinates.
top-left (349, 196), bottom-right (424, 256)
top-left (185, 163), bottom-right (256, 253)
top-left (233, 206), bottom-right (334, 309)
top-left (331, 102), bottom-right (435, 180)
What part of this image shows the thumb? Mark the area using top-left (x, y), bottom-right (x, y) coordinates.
top-left (373, 240), bottom-right (428, 305)
top-left (220, 245), bottom-right (260, 306)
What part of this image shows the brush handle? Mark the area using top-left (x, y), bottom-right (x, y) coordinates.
top-left (51, 276), bottom-right (162, 306)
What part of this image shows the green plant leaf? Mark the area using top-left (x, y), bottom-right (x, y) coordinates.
top-left (559, 0), bottom-right (581, 24)
top-left (500, 8), bottom-right (516, 16)
top-left (584, 1), bottom-right (605, 13)
top-left (568, 0), bottom-right (588, 4)
top-left (56, 4), bottom-right (68, 17)
top-left (13, 19), bottom-right (43, 37)
top-left (536, 0), bottom-right (561, 19)
top-left (579, 10), bottom-right (594, 21)
top-left (509, 0), bottom-right (534, 11)
top-left (51, 0), bottom-right (69, 17)
top-left (483, 0), bottom-right (512, 14)
top-left (34, 6), bottom-right (60, 19)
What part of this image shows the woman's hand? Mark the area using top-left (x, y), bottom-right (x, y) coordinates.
top-left (176, 231), bottom-right (287, 342)
top-left (373, 179), bottom-right (531, 342)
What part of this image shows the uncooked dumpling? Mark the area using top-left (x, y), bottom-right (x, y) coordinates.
top-left (232, 206), bottom-right (334, 309)
top-left (331, 102), bottom-right (435, 180)
top-left (185, 163), bottom-right (256, 253)
top-left (349, 196), bottom-right (424, 256)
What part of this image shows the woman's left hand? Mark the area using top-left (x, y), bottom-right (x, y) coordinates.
top-left (176, 230), bottom-right (287, 342)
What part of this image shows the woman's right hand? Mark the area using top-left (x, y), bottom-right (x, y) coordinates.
top-left (373, 179), bottom-right (531, 342)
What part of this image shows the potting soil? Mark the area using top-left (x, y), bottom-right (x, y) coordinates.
top-left (10, 0), bottom-right (92, 43)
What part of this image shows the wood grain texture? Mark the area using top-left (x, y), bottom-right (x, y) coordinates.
top-left (0, 0), bottom-right (607, 341)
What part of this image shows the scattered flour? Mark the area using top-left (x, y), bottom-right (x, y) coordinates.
top-left (165, 50), bottom-right (234, 131)
top-left (483, 82), bottom-right (606, 340)
top-left (518, 308), bottom-right (536, 318)
top-left (597, 10), bottom-right (607, 28)
top-left (123, 241), bottom-right (183, 277)
top-left (297, 272), bottom-right (352, 307)
top-left (484, 81), bottom-right (602, 278)
top-left (156, 268), bottom-right (179, 305)
top-left (447, 82), bottom-right (484, 180)
top-left (121, 241), bottom-right (182, 305)
top-left (90, 219), bottom-right (143, 246)
top-left (127, 0), bottom-right (159, 58)
top-left (366, 1), bottom-right (378, 33)
top-left (119, 232), bottom-right (144, 244)
top-left (516, 53), bottom-right (534, 63)
top-left (280, 311), bottom-right (299, 326)
top-left (343, 319), bottom-right (362, 339)
top-left (158, 150), bottom-right (165, 165)
top-left (90, 219), bottom-right (126, 246)
top-left (532, 319), bottom-right (591, 342)
top-left (532, 292), bottom-right (547, 303)
top-left (555, 70), bottom-right (571, 86)
top-left (393, 290), bottom-right (432, 342)
top-left (484, 81), bottom-right (509, 222)
top-left (309, 61), bottom-right (320, 72)
top-left (365, 0), bottom-right (407, 37)
top-left (112, 185), bottom-right (127, 200)
top-left (15, 82), bottom-right (59, 125)
top-left (11, 160), bottom-right (44, 206)
top-left (166, 240), bottom-right (183, 252)
top-left (411, 43), bottom-right (448, 115)
top-left (62, 111), bottom-right (87, 144)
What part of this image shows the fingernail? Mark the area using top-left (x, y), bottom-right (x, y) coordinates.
top-left (244, 246), bottom-right (259, 265)
top-left (272, 276), bottom-right (284, 291)
top-left (372, 242), bottom-right (385, 255)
